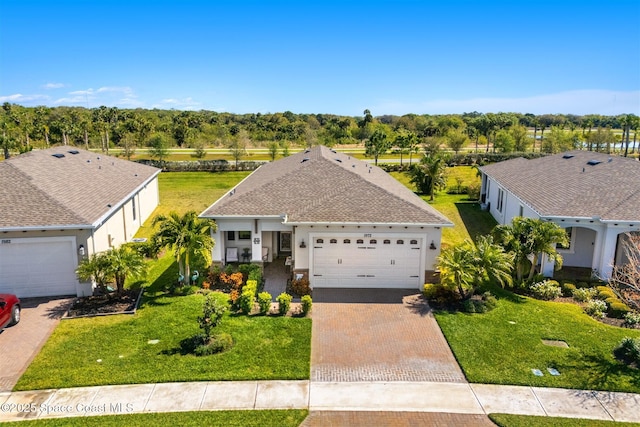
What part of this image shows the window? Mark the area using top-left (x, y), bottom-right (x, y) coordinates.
top-left (397, 239), bottom-right (404, 244)
top-left (558, 227), bottom-right (574, 251)
top-left (330, 239), bottom-right (337, 244)
top-left (497, 188), bottom-right (504, 213)
top-left (343, 239), bottom-right (351, 244)
top-left (238, 231), bottom-right (251, 240)
top-left (410, 239), bottom-right (418, 245)
top-left (316, 238), bottom-right (324, 244)
top-left (227, 231), bottom-right (235, 241)
top-left (132, 197), bottom-right (137, 221)
top-left (519, 205), bottom-right (524, 217)
top-left (383, 239), bottom-right (390, 244)
top-left (370, 239), bottom-right (377, 244)
top-left (356, 239), bottom-right (364, 244)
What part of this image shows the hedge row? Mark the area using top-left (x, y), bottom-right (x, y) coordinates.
top-left (135, 159), bottom-right (265, 172)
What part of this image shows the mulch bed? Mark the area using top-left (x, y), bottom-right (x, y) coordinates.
top-left (66, 289), bottom-right (140, 317)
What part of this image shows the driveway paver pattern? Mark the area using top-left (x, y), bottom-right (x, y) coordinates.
top-left (0, 297), bottom-right (72, 392)
top-left (311, 288), bottom-right (466, 383)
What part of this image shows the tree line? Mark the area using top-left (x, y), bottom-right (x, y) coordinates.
top-left (1, 102), bottom-right (638, 159)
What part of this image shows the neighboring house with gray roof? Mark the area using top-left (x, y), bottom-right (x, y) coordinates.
top-left (479, 150), bottom-right (640, 279)
top-left (0, 147), bottom-right (160, 298)
top-left (201, 145), bottom-right (452, 289)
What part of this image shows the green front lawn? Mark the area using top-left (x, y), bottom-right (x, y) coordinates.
top-left (435, 287), bottom-right (640, 393)
top-left (9, 410), bottom-right (308, 427)
top-left (490, 414), bottom-right (640, 427)
top-left (15, 285), bottom-right (311, 390)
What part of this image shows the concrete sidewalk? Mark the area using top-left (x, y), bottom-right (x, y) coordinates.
top-left (1, 381), bottom-right (639, 423)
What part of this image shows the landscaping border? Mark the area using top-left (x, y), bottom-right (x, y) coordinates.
top-left (62, 288), bottom-right (145, 319)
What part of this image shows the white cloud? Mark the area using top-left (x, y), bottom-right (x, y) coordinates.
top-left (373, 90), bottom-right (640, 116)
top-left (152, 97), bottom-right (202, 110)
top-left (42, 83), bottom-right (65, 89)
top-left (68, 89), bottom-right (95, 96)
top-left (0, 93), bottom-right (49, 103)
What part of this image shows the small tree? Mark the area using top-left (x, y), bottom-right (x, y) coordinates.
top-left (198, 294), bottom-right (228, 341)
top-left (365, 129), bottom-right (391, 165)
top-left (148, 133), bottom-right (170, 163)
top-left (267, 141), bottom-right (279, 161)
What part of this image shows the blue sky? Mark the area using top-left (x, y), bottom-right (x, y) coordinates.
top-left (1, 0), bottom-right (639, 116)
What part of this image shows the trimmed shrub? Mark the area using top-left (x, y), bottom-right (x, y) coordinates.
top-left (291, 277), bottom-right (311, 296)
top-left (277, 293), bottom-right (292, 315)
top-left (257, 292), bottom-right (272, 315)
top-left (482, 292), bottom-right (498, 311)
top-left (238, 290), bottom-right (255, 315)
top-left (561, 282), bottom-right (576, 297)
top-left (301, 295), bottom-right (313, 316)
top-left (623, 311), bottom-right (640, 328)
top-left (423, 283), bottom-right (439, 300)
top-left (247, 268), bottom-right (262, 284)
top-left (613, 337), bottom-right (640, 367)
top-left (572, 287), bottom-right (597, 302)
top-left (597, 288), bottom-right (616, 300)
top-left (245, 280), bottom-right (258, 295)
top-left (609, 301), bottom-right (632, 319)
top-left (529, 280), bottom-right (562, 300)
top-left (585, 299), bottom-right (607, 318)
top-left (576, 281), bottom-right (590, 289)
top-left (195, 333), bottom-right (234, 356)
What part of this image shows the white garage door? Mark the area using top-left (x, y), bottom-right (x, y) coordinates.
top-left (0, 237), bottom-right (78, 298)
top-left (312, 236), bottom-right (423, 288)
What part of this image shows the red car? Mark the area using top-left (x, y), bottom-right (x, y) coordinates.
top-left (0, 294), bottom-right (21, 329)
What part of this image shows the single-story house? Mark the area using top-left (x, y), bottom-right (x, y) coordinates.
top-left (479, 150), bottom-right (640, 279)
top-left (0, 147), bottom-right (160, 298)
top-left (200, 145), bottom-right (453, 289)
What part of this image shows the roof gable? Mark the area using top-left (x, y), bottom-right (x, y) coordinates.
top-left (202, 146), bottom-right (451, 225)
top-left (480, 151), bottom-right (640, 221)
top-left (0, 147), bottom-right (160, 229)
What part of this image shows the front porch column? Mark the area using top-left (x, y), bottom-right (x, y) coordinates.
top-left (596, 230), bottom-right (619, 280)
top-left (251, 219), bottom-right (263, 264)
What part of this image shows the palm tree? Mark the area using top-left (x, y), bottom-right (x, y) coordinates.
top-left (438, 243), bottom-right (475, 299)
top-left (152, 211), bottom-right (216, 286)
top-left (493, 217), bottom-right (568, 281)
top-left (409, 155), bottom-right (447, 201)
top-left (75, 252), bottom-right (113, 293)
top-left (438, 236), bottom-right (513, 299)
top-left (107, 246), bottom-right (147, 294)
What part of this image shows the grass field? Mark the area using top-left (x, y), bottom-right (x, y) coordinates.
top-left (135, 171), bottom-right (250, 239)
top-left (9, 410), bottom-right (308, 427)
top-left (391, 165), bottom-right (496, 248)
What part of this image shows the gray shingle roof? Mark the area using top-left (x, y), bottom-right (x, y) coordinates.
top-left (0, 147), bottom-right (160, 229)
top-left (480, 151), bottom-right (640, 221)
top-left (201, 145), bottom-right (452, 226)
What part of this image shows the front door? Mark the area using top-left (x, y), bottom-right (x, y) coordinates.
top-left (280, 231), bottom-right (292, 252)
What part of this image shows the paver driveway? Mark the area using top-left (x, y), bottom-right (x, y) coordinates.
top-left (311, 288), bottom-right (466, 383)
top-left (0, 297), bottom-right (72, 392)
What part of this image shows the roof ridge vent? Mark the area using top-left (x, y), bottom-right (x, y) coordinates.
top-left (52, 153), bottom-right (65, 158)
top-left (301, 157), bottom-right (310, 163)
top-left (67, 150), bottom-right (79, 155)
top-left (587, 159), bottom-right (602, 166)
top-left (562, 154), bottom-right (574, 159)
top-left (608, 157), bottom-right (613, 163)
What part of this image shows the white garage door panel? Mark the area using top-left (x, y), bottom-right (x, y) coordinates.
top-left (0, 238), bottom-right (78, 298)
top-left (312, 237), bottom-right (423, 288)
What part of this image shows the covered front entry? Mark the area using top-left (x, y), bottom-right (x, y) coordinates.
top-left (0, 237), bottom-right (78, 298)
top-left (311, 235), bottom-right (423, 288)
